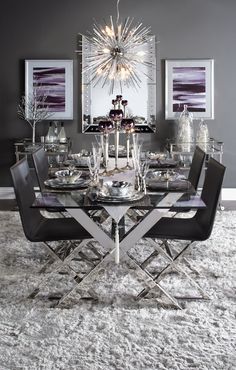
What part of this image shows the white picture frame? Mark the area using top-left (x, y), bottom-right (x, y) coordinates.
top-left (165, 59), bottom-right (214, 120)
top-left (25, 59), bottom-right (73, 120)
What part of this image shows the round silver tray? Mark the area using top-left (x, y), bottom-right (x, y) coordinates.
top-left (44, 178), bottom-right (90, 190)
top-left (96, 191), bottom-right (144, 203)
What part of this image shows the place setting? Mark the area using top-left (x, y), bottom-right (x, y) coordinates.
top-left (64, 150), bottom-right (91, 169)
top-left (88, 180), bottom-right (145, 204)
top-left (44, 167), bottom-right (90, 190)
top-left (146, 169), bottom-right (194, 193)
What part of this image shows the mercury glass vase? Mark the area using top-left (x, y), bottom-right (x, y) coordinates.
top-left (196, 119), bottom-right (209, 152)
top-left (177, 105), bottom-right (194, 152)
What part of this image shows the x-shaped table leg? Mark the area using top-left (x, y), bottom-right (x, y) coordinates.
top-left (58, 193), bottom-right (183, 307)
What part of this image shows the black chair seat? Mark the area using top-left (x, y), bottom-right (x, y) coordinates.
top-left (30, 217), bottom-right (91, 242)
top-left (145, 216), bottom-right (206, 241)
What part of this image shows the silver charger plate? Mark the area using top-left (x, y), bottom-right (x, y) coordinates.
top-left (44, 178), bottom-right (90, 190)
top-left (64, 160), bottom-right (89, 168)
top-left (96, 191), bottom-right (144, 203)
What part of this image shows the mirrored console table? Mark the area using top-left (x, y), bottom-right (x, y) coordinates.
top-left (14, 138), bottom-right (71, 164)
top-left (168, 138), bottom-right (223, 169)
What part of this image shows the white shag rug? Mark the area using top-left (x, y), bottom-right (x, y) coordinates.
top-left (0, 210), bottom-right (235, 370)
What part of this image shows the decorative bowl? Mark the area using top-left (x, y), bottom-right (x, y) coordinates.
top-left (70, 153), bottom-right (89, 167)
top-left (147, 170), bottom-right (178, 182)
top-left (55, 169), bottom-right (82, 184)
top-left (148, 152), bottom-right (167, 160)
top-left (109, 145), bottom-right (125, 153)
top-left (103, 181), bottom-right (133, 197)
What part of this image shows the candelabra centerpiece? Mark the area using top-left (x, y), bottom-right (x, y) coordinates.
top-left (101, 95), bottom-right (135, 175)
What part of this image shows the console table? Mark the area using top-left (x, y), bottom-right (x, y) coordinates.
top-left (14, 138), bottom-right (71, 164)
top-left (168, 138), bottom-right (223, 168)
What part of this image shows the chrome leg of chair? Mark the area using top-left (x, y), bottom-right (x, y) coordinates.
top-left (182, 257), bottom-right (201, 276)
top-left (136, 239), bottom-right (209, 302)
top-left (56, 250), bottom-right (114, 306)
top-left (127, 254), bottom-right (182, 309)
top-left (28, 239), bottom-right (89, 299)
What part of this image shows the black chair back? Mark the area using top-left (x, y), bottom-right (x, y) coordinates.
top-left (32, 147), bottom-right (49, 191)
top-left (10, 158), bottom-right (43, 241)
top-left (188, 146), bottom-right (206, 190)
top-left (195, 158), bottom-right (226, 238)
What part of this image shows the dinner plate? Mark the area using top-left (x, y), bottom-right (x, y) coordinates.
top-left (44, 178), bottom-right (90, 190)
top-left (64, 160), bottom-right (89, 168)
top-left (94, 191), bottom-right (144, 203)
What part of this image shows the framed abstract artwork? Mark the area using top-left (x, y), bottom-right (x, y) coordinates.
top-left (25, 60), bottom-right (73, 120)
top-left (165, 59), bottom-right (214, 119)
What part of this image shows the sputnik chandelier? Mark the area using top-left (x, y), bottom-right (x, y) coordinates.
top-left (79, 0), bottom-right (154, 94)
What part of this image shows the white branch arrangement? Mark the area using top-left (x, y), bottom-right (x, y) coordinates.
top-left (18, 89), bottom-right (53, 145)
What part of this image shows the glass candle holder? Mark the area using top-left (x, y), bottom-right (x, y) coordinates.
top-left (109, 109), bottom-right (123, 121)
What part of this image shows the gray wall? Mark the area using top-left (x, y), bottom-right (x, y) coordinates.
top-left (1, 0), bottom-right (235, 186)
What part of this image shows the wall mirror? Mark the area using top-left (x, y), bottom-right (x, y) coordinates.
top-left (81, 35), bottom-right (157, 133)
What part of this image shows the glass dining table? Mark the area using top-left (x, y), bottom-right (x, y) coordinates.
top-left (32, 177), bottom-right (205, 307)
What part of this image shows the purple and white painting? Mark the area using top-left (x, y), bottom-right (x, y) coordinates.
top-left (33, 67), bottom-right (66, 112)
top-left (25, 60), bottom-right (73, 119)
top-left (165, 60), bottom-right (214, 119)
top-left (172, 67), bottom-right (206, 113)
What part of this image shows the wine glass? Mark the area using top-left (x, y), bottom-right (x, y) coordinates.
top-left (121, 118), bottom-right (135, 169)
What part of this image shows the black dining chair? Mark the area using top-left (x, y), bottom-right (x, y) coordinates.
top-left (32, 146), bottom-right (67, 216)
top-left (187, 145), bottom-right (206, 190)
top-left (10, 158), bottom-right (100, 303)
top-left (133, 158), bottom-right (226, 306)
top-left (31, 146), bottom-right (50, 192)
top-left (159, 145), bottom-right (206, 256)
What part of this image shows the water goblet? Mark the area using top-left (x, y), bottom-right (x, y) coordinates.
top-left (131, 148), bottom-right (141, 191)
top-left (87, 153), bottom-right (101, 186)
top-left (140, 158), bottom-right (150, 194)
